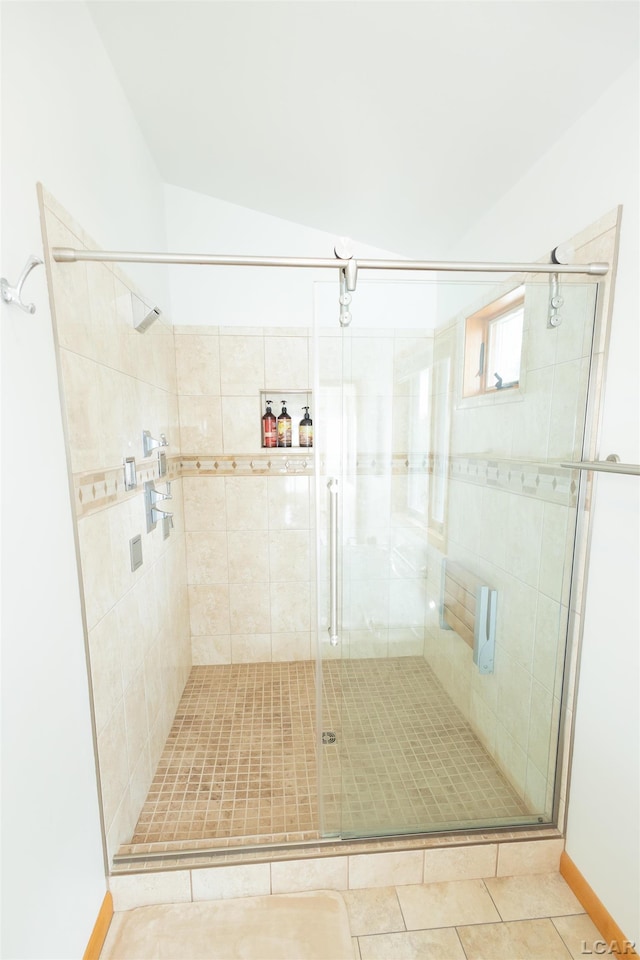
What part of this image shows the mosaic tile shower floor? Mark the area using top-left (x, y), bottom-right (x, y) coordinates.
top-left (126, 658), bottom-right (528, 852)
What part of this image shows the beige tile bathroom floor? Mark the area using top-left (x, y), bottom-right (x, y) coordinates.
top-left (348, 873), bottom-right (600, 959)
top-left (101, 873), bottom-right (604, 960)
top-left (124, 658), bottom-right (529, 855)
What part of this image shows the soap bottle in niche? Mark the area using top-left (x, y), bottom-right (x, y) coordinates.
top-left (262, 399), bottom-right (277, 448)
top-left (299, 406), bottom-right (313, 447)
top-left (277, 401), bottom-right (292, 447)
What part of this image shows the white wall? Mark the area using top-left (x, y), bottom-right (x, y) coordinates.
top-left (0, 3), bottom-right (169, 956)
top-left (164, 184), bottom-right (436, 328)
top-left (451, 62), bottom-right (640, 943)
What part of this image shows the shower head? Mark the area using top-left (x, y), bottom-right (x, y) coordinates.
top-left (133, 302), bottom-right (162, 333)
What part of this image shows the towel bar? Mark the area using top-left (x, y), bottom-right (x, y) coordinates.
top-left (561, 457), bottom-right (640, 476)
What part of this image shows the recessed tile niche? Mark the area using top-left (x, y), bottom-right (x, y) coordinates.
top-left (259, 390), bottom-right (314, 449)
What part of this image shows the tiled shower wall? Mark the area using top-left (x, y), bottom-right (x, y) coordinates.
top-left (40, 182), bottom-right (438, 863)
top-left (40, 190), bottom-right (191, 863)
top-left (422, 257), bottom-right (610, 817)
top-left (174, 326), bottom-right (315, 664)
top-left (175, 324), bottom-right (435, 665)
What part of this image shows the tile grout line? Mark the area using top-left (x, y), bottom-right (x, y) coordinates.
top-left (480, 876), bottom-right (505, 922)
top-left (393, 884), bottom-right (409, 933)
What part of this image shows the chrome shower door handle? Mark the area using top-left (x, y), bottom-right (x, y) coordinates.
top-left (328, 478), bottom-right (339, 646)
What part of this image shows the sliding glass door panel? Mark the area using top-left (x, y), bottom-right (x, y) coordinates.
top-left (315, 278), bottom-right (599, 839)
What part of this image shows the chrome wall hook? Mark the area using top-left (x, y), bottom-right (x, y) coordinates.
top-left (1, 256), bottom-right (43, 314)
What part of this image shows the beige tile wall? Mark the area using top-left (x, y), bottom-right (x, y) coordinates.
top-left (41, 192), bottom-right (191, 864)
top-left (176, 324), bottom-right (434, 665)
top-left (176, 325), bottom-right (311, 456)
top-left (184, 473), bottom-right (314, 663)
top-left (176, 327), bottom-right (315, 663)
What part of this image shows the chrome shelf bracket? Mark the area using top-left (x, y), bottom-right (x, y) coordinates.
top-left (474, 586), bottom-right (497, 675)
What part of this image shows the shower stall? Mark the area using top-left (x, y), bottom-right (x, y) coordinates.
top-left (39, 186), bottom-right (617, 871)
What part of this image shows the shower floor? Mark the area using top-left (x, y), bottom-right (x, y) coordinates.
top-left (125, 657), bottom-right (528, 854)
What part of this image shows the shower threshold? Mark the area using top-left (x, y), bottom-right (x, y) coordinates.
top-left (114, 658), bottom-right (550, 872)
top-left (112, 823), bottom-right (561, 875)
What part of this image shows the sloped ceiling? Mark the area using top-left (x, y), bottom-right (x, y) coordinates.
top-left (89, 1), bottom-right (638, 256)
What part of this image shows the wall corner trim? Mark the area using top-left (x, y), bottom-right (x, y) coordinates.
top-left (559, 852), bottom-right (637, 957)
top-left (83, 891), bottom-right (114, 960)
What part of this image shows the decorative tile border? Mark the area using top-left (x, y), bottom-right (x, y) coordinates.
top-left (71, 452), bottom-right (577, 518)
top-left (73, 456), bottom-right (181, 518)
top-left (178, 453), bottom-right (314, 477)
top-left (449, 455), bottom-right (578, 507)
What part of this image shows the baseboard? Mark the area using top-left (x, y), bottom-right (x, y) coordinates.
top-left (83, 891), bottom-right (114, 960)
top-left (560, 852), bottom-right (637, 957)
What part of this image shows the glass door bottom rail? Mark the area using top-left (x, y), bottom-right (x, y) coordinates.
top-left (119, 658), bottom-right (535, 860)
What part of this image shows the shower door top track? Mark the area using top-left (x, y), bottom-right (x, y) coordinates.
top-left (51, 246), bottom-right (609, 276)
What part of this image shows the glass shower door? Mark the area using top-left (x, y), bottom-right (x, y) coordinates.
top-left (315, 276), bottom-right (599, 840)
top-left (315, 278), bottom-right (438, 838)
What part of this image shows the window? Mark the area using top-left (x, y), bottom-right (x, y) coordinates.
top-left (462, 285), bottom-right (525, 398)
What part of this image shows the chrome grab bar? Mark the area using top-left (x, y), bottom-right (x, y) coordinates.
top-left (561, 454), bottom-right (640, 477)
top-left (328, 478), bottom-right (339, 646)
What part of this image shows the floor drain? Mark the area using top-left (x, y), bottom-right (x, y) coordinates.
top-left (322, 731), bottom-right (337, 745)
